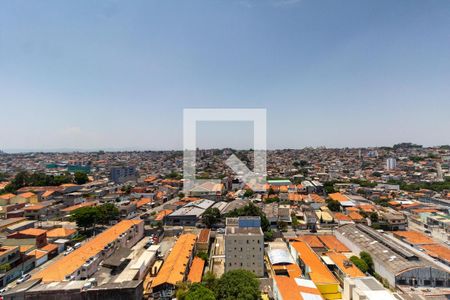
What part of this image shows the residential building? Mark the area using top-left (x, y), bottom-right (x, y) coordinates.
top-left (224, 216), bottom-right (264, 277)
top-left (32, 220), bottom-right (144, 282)
top-left (109, 166), bottom-right (138, 184)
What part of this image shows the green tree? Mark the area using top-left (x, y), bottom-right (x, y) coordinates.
top-left (196, 252), bottom-right (208, 261)
top-left (215, 269), bottom-right (260, 300)
top-left (121, 184), bottom-right (132, 194)
top-left (74, 171), bottom-right (89, 184)
top-left (291, 214), bottom-right (299, 229)
top-left (277, 221), bottom-right (288, 232)
top-left (327, 200), bottom-right (341, 212)
top-left (202, 208), bottom-right (221, 228)
top-left (176, 281), bottom-right (192, 300)
top-left (360, 251), bottom-right (374, 274)
top-left (185, 284), bottom-right (215, 300)
top-left (0, 172), bottom-right (8, 182)
top-left (350, 256), bottom-right (368, 273)
top-left (264, 229), bottom-right (274, 242)
top-left (243, 189), bottom-right (254, 198)
top-left (225, 203), bottom-right (270, 233)
top-left (369, 212), bottom-right (379, 223)
top-left (203, 271), bottom-right (218, 291)
top-left (97, 203), bottom-right (119, 224)
top-left (71, 206), bottom-right (100, 231)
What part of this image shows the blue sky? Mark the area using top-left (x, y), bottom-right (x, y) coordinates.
top-left (1, 0), bottom-right (449, 151)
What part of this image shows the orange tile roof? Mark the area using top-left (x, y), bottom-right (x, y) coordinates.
top-left (0, 246), bottom-right (18, 256)
top-left (60, 183), bottom-right (78, 187)
top-left (42, 190), bottom-right (55, 198)
top-left (291, 240), bottom-right (339, 285)
top-left (136, 197), bottom-right (151, 208)
top-left (19, 245), bottom-right (34, 253)
top-left (279, 186), bottom-right (288, 193)
top-left (329, 192), bottom-right (348, 202)
top-left (24, 205), bottom-right (45, 211)
top-left (29, 249), bottom-right (48, 259)
top-left (348, 212), bottom-right (364, 221)
top-left (401, 203), bottom-right (422, 209)
top-left (421, 244), bottom-right (450, 264)
top-left (288, 193), bottom-right (304, 202)
top-left (40, 243), bottom-right (58, 252)
top-left (310, 193), bottom-right (325, 203)
top-left (46, 227), bottom-right (77, 238)
top-left (274, 276), bottom-right (322, 300)
top-left (411, 208), bottom-right (439, 214)
top-left (272, 263), bottom-right (302, 278)
top-left (325, 251), bottom-right (365, 278)
top-left (33, 220), bottom-right (143, 282)
top-left (318, 235), bottom-right (350, 252)
top-left (152, 233), bottom-right (196, 288)
top-left (155, 209), bottom-right (173, 221)
top-left (333, 213), bottom-right (352, 222)
top-left (0, 193), bottom-right (16, 200)
top-left (181, 197), bottom-right (202, 202)
top-left (300, 235), bottom-right (325, 248)
top-left (18, 228), bottom-right (47, 236)
top-left (274, 276), bottom-right (302, 300)
top-left (358, 204), bottom-right (375, 213)
top-left (187, 257), bottom-right (205, 283)
top-left (393, 231), bottom-right (436, 245)
top-left (144, 176), bottom-right (157, 183)
top-left (198, 229), bottom-right (210, 244)
top-left (18, 192), bottom-right (36, 199)
top-left (346, 207), bottom-right (359, 212)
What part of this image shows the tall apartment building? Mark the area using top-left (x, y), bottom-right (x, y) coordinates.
top-left (109, 166), bottom-right (138, 184)
top-left (386, 158), bottom-right (397, 171)
top-left (224, 216), bottom-right (264, 277)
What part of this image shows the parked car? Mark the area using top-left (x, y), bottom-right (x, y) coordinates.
top-left (73, 242), bottom-right (82, 249)
top-left (64, 247), bottom-right (74, 256)
top-left (17, 273), bottom-right (31, 284)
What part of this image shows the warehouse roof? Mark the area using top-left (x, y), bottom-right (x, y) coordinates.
top-left (336, 224), bottom-right (426, 275)
top-left (151, 233), bottom-right (197, 288)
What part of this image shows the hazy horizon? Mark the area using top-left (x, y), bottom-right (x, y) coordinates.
top-left (1, 0), bottom-right (450, 150)
top-left (2, 142), bottom-right (448, 154)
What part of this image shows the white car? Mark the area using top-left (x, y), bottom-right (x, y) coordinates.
top-left (64, 247), bottom-right (74, 256)
top-left (17, 273), bottom-right (31, 284)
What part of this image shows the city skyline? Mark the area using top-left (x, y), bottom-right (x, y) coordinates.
top-left (1, 0), bottom-right (450, 150)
